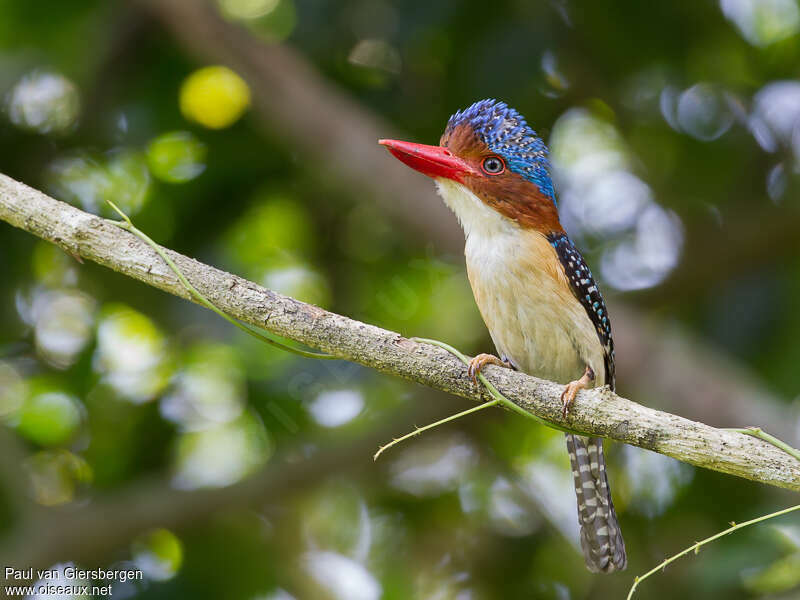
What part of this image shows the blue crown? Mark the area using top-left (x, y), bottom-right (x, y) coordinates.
top-left (446, 99), bottom-right (555, 204)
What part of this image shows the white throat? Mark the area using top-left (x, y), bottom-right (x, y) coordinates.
top-left (434, 178), bottom-right (520, 241)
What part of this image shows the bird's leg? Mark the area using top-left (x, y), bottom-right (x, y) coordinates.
top-left (560, 365), bottom-right (595, 419)
top-left (467, 353), bottom-right (513, 385)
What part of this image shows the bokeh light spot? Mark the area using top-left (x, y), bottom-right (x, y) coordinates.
top-left (218, 0), bottom-right (295, 41)
top-left (303, 551), bottom-right (381, 600)
top-left (16, 389), bottom-right (83, 446)
top-left (26, 449), bottom-right (92, 506)
top-left (179, 66), bottom-right (251, 129)
top-left (217, 0), bottom-right (279, 20)
top-left (301, 485), bottom-right (372, 558)
top-left (6, 71), bottom-right (80, 135)
top-left (0, 361), bottom-right (27, 419)
top-left (621, 446), bottom-right (693, 518)
top-left (160, 343), bottom-right (245, 431)
top-left (146, 131), bottom-right (207, 183)
top-left (487, 477), bottom-right (541, 537)
top-left (308, 389), bottom-right (364, 427)
top-left (676, 83), bottom-right (734, 141)
top-left (390, 435), bottom-right (476, 497)
top-left (262, 264), bottom-right (330, 307)
top-left (132, 528), bottom-right (183, 581)
top-left (749, 80), bottom-right (800, 159)
top-left (551, 108), bottom-right (684, 291)
top-left (742, 553), bottom-right (800, 594)
top-left (172, 411), bottom-right (271, 489)
top-left (46, 150), bottom-right (151, 217)
top-left (257, 590), bottom-right (297, 600)
top-left (94, 305), bottom-right (171, 403)
top-left (30, 289), bottom-right (96, 369)
top-left (721, 0), bottom-right (800, 47)
top-left (600, 205), bottom-right (684, 291)
top-left (348, 39), bottom-right (402, 74)
top-left (540, 50), bottom-right (570, 97)
top-left (224, 193), bottom-right (315, 266)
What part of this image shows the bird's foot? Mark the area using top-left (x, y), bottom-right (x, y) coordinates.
top-left (467, 353), bottom-right (512, 385)
top-left (560, 366), bottom-right (595, 419)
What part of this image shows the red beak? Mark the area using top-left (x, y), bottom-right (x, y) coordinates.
top-left (379, 139), bottom-right (476, 182)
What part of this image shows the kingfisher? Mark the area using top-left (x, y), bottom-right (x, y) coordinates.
top-left (379, 99), bottom-right (626, 573)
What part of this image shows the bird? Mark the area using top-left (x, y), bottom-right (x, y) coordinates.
top-left (379, 98), bottom-right (626, 573)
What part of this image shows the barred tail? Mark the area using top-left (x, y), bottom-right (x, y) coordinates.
top-left (565, 433), bottom-right (626, 573)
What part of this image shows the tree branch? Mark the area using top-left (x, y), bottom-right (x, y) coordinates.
top-left (130, 0), bottom-right (798, 444)
top-left (1, 174), bottom-right (799, 493)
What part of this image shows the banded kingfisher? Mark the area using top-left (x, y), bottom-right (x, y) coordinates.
top-left (380, 99), bottom-right (626, 573)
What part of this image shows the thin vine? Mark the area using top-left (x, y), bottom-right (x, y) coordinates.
top-left (627, 503), bottom-right (800, 599)
top-left (104, 199), bottom-right (336, 360)
top-left (726, 427), bottom-right (800, 463)
top-left (628, 427), bottom-right (800, 598)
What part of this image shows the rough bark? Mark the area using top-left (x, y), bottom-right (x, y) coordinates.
top-left (1, 173), bottom-right (798, 493)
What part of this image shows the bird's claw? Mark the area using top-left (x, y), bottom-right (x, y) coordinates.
top-left (560, 366), bottom-right (595, 420)
top-left (467, 353), bottom-right (509, 385)
top-left (560, 382), bottom-right (580, 419)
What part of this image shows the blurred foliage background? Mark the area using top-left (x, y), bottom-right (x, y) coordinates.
top-left (1, 0), bottom-right (800, 598)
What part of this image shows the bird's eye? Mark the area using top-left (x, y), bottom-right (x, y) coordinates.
top-left (481, 156), bottom-right (505, 175)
